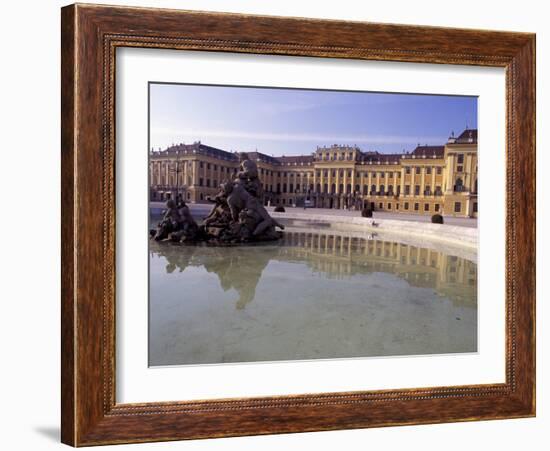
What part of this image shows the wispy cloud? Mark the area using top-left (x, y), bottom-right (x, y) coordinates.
top-left (151, 126), bottom-right (443, 147)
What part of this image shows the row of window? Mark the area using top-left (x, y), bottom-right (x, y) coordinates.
top-left (154, 169), bottom-right (450, 189)
top-left (154, 152), bottom-right (470, 172)
top-left (371, 201), bottom-right (477, 214)
top-left (404, 185), bottom-right (443, 196)
top-left (404, 166), bottom-right (443, 175)
top-left (314, 153), bottom-right (466, 170)
top-left (314, 167), bottom-right (445, 178)
top-left (376, 202), bottom-right (442, 212)
top-left (198, 162), bottom-right (238, 173)
top-left (198, 178), bottom-right (219, 188)
top-left (312, 184), bottom-right (443, 196)
top-left (191, 179), bottom-right (448, 196)
top-left (153, 164), bottom-right (455, 179)
top-left (318, 151), bottom-right (356, 161)
top-left (153, 190), bottom-right (477, 215)
top-left (169, 176), bottom-right (471, 200)
top-left (154, 163), bottom-right (473, 183)
top-left (152, 161), bottom-right (239, 175)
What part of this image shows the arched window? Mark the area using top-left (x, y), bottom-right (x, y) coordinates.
top-left (454, 178), bottom-right (464, 192)
top-left (371, 184), bottom-right (376, 194)
top-left (380, 184), bottom-right (385, 195)
top-left (331, 183), bottom-right (336, 194)
top-left (363, 185), bottom-right (368, 195)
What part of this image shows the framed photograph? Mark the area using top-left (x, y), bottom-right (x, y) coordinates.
top-left (61, 3), bottom-right (535, 446)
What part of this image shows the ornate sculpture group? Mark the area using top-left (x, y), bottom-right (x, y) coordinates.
top-left (151, 155), bottom-right (284, 244)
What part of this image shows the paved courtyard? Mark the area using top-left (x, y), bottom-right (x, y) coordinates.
top-left (270, 206), bottom-right (477, 228)
top-left (150, 202), bottom-right (477, 228)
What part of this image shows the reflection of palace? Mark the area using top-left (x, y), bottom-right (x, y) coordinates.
top-left (279, 231), bottom-right (477, 308)
top-left (151, 231), bottom-right (477, 309)
top-left (150, 128), bottom-right (478, 217)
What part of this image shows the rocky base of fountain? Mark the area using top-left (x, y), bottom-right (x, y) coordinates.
top-left (149, 211), bottom-right (283, 245)
top-left (150, 157), bottom-right (284, 245)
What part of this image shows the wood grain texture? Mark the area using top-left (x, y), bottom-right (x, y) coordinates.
top-left (60, 5), bottom-right (76, 446)
top-left (60, 3), bottom-right (536, 446)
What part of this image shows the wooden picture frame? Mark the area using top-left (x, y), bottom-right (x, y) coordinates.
top-left (61, 3), bottom-right (535, 446)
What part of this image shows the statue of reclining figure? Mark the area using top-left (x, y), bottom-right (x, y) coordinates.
top-left (153, 199), bottom-right (199, 241)
top-left (153, 199), bottom-right (183, 240)
top-left (221, 182), bottom-right (284, 236)
top-left (203, 190), bottom-right (232, 227)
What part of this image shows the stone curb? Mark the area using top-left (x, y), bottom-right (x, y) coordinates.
top-left (271, 212), bottom-right (477, 251)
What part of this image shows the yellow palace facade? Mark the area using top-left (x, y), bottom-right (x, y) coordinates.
top-left (150, 128), bottom-right (478, 218)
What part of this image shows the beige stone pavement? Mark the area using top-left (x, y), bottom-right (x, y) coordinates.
top-left (150, 201), bottom-right (477, 229)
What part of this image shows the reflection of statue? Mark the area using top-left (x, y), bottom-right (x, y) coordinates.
top-left (152, 243), bottom-right (197, 274)
top-left (202, 247), bottom-right (272, 309)
top-left (152, 242), bottom-right (273, 310)
top-left (151, 229), bottom-right (477, 310)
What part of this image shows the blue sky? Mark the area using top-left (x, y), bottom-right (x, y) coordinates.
top-left (149, 83), bottom-right (477, 156)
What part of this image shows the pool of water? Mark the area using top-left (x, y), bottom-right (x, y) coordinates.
top-left (149, 227), bottom-right (477, 366)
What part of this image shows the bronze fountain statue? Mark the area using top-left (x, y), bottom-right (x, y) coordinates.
top-left (151, 155), bottom-right (284, 244)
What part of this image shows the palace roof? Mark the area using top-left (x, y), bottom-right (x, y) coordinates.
top-left (150, 128), bottom-right (476, 164)
top-left (150, 142), bottom-right (239, 162)
top-left (243, 151), bottom-right (281, 165)
top-left (454, 128), bottom-right (478, 144)
top-left (411, 145), bottom-right (445, 158)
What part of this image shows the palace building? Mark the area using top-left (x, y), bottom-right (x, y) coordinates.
top-left (149, 128), bottom-right (478, 218)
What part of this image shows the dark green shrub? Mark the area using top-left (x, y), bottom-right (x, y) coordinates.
top-left (274, 206), bottom-right (286, 213)
top-left (361, 208), bottom-right (373, 218)
top-left (431, 214), bottom-right (444, 224)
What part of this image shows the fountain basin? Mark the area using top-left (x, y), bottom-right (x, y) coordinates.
top-left (149, 222), bottom-right (477, 367)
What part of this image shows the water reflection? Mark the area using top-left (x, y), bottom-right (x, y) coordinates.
top-left (149, 228), bottom-right (477, 365)
top-left (150, 229), bottom-right (477, 310)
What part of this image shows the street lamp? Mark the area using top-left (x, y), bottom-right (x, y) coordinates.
top-left (168, 154), bottom-right (185, 202)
